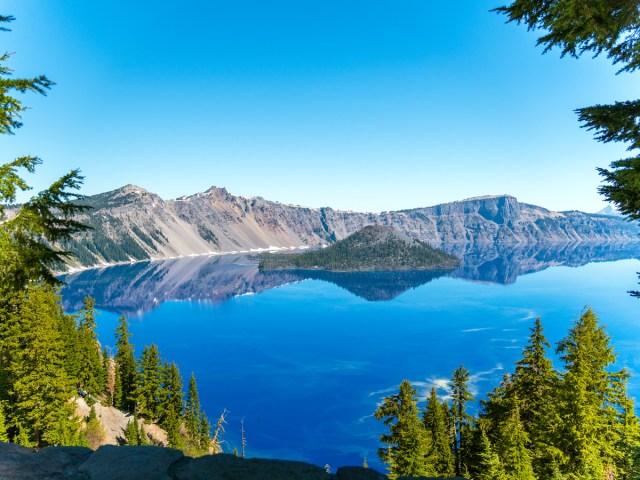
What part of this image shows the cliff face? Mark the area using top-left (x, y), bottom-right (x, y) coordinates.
top-left (62, 185), bottom-right (640, 267)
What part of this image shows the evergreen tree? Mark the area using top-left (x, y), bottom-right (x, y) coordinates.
top-left (184, 373), bottom-right (201, 439)
top-left (451, 365), bottom-right (473, 477)
top-left (103, 347), bottom-right (115, 405)
top-left (114, 315), bottom-right (137, 412)
top-left (475, 428), bottom-right (507, 480)
top-left (422, 386), bottom-right (455, 476)
top-left (138, 420), bottom-right (150, 446)
top-left (84, 405), bottom-right (106, 450)
top-left (164, 407), bottom-right (183, 449)
top-left (135, 344), bottom-right (163, 420)
top-left (555, 308), bottom-right (620, 478)
top-left (160, 362), bottom-right (183, 427)
top-left (197, 410), bottom-right (212, 452)
top-left (611, 370), bottom-right (640, 479)
top-left (1, 286), bottom-right (80, 447)
top-left (374, 379), bottom-right (431, 479)
top-left (123, 419), bottom-right (139, 446)
top-left (76, 296), bottom-right (104, 395)
top-left (0, 402), bottom-right (8, 442)
top-left (496, 406), bottom-right (536, 480)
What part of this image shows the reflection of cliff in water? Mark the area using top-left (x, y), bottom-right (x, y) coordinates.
top-left (60, 255), bottom-right (300, 316)
top-left (444, 242), bottom-right (640, 284)
top-left (59, 242), bottom-right (640, 314)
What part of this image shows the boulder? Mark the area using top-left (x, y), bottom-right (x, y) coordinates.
top-left (77, 445), bottom-right (184, 480)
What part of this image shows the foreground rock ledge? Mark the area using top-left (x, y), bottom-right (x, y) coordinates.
top-left (0, 443), bottom-right (467, 480)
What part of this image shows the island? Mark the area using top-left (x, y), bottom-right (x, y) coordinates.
top-left (258, 225), bottom-right (461, 272)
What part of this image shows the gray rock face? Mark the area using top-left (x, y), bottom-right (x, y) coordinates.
top-left (0, 443), bottom-right (463, 480)
top-left (60, 186), bottom-right (640, 268)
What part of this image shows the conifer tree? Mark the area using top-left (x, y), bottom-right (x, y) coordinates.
top-left (103, 347), bottom-right (115, 405)
top-left (374, 379), bottom-right (431, 479)
top-left (555, 308), bottom-right (620, 478)
top-left (422, 386), bottom-right (455, 476)
top-left (76, 296), bottom-right (104, 395)
top-left (475, 428), bottom-right (507, 480)
top-left (114, 315), bottom-right (137, 412)
top-left (512, 318), bottom-right (557, 438)
top-left (84, 405), bottom-right (106, 449)
top-left (135, 344), bottom-right (163, 420)
top-left (160, 362), bottom-right (183, 427)
top-left (198, 411), bottom-right (212, 452)
top-left (496, 406), bottom-right (535, 480)
top-left (1, 286), bottom-right (79, 447)
top-left (185, 373), bottom-right (201, 439)
top-left (0, 402), bottom-right (8, 442)
top-left (123, 419), bottom-right (140, 446)
top-left (451, 365), bottom-right (473, 477)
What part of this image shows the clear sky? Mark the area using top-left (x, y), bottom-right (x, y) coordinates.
top-left (4, 1), bottom-right (638, 212)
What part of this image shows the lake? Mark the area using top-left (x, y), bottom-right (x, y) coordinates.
top-left (60, 243), bottom-right (640, 472)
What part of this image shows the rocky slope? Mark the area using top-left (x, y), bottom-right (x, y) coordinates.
top-left (59, 185), bottom-right (640, 268)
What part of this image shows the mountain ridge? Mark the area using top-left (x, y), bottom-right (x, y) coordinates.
top-left (56, 184), bottom-right (640, 268)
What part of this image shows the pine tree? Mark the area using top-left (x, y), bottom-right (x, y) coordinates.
top-left (164, 408), bottom-right (183, 449)
top-left (475, 428), bottom-right (507, 480)
top-left (611, 370), bottom-right (640, 479)
top-left (374, 379), bottom-right (430, 479)
top-left (496, 406), bottom-right (535, 480)
top-left (76, 297), bottom-right (104, 395)
top-left (422, 386), bottom-right (455, 476)
top-left (185, 373), bottom-right (201, 439)
top-left (0, 402), bottom-right (8, 442)
top-left (451, 365), bottom-right (473, 477)
top-left (135, 344), bottom-right (163, 420)
top-left (103, 347), bottom-right (115, 405)
top-left (555, 308), bottom-right (620, 478)
top-left (0, 286), bottom-right (80, 447)
top-left (84, 405), bottom-right (106, 449)
top-left (114, 315), bottom-right (137, 412)
top-left (160, 362), bottom-right (183, 427)
top-left (198, 410), bottom-right (212, 452)
top-left (123, 419), bottom-right (139, 446)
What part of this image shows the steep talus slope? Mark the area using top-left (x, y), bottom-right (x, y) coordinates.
top-left (63, 185), bottom-right (640, 267)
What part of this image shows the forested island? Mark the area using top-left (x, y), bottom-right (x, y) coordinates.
top-left (259, 225), bottom-right (461, 272)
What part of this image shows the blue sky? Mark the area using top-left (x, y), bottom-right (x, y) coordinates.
top-left (4, 1), bottom-right (638, 212)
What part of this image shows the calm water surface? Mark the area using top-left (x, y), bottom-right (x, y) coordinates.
top-left (60, 245), bottom-right (640, 472)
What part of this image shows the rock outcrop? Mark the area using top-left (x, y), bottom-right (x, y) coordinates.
top-left (57, 185), bottom-right (639, 268)
top-left (0, 443), bottom-right (465, 480)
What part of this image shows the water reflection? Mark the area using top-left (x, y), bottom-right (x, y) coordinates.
top-left (60, 242), bottom-right (640, 314)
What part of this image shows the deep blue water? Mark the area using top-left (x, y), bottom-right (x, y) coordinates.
top-left (60, 246), bottom-right (640, 472)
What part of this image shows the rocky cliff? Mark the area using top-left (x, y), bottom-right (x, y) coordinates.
top-left (60, 185), bottom-right (640, 268)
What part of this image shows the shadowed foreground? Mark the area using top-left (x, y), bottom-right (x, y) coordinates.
top-left (0, 443), bottom-right (467, 480)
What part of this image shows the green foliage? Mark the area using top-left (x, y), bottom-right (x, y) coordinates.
top-left (123, 419), bottom-right (140, 446)
top-left (0, 285), bottom-right (79, 447)
top-left (84, 406), bottom-right (106, 449)
top-left (555, 308), bottom-right (621, 478)
top-left (475, 428), bottom-right (507, 480)
top-left (374, 379), bottom-right (432, 479)
top-left (378, 311), bottom-right (640, 480)
top-left (76, 297), bottom-right (105, 395)
top-left (422, 386), bottom-right (455, 476)
top-left (494, 0), bottom-right (640, 220)
top-left (135, 344), bottom-right (163, 420)
top-left (114, 315), bottom-right (137, 412)
top-left (451, 364), bottom-right (473, 476)
top-left (259, 225), bottom-right (460, 272)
